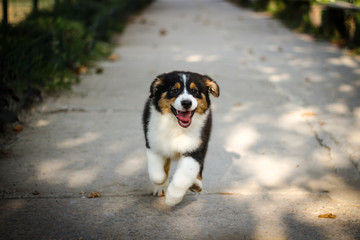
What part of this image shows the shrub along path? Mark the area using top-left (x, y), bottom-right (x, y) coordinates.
top-left (1, 0), bottom-right (360, 239)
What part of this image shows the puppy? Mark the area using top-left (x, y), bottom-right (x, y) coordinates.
top-left (142, 71), bottom-right (219, 206)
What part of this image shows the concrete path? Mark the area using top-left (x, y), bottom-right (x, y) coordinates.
top-left (1, 0), bottom-right (360, 239)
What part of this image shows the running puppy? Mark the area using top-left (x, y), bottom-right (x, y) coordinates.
top-left (142, 71), bottom-right (219, 206)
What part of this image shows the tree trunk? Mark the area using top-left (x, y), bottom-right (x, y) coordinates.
top-left (2, 0), bottom-right (8, 27)
top-left (33, 0), bottom-right (38, 13)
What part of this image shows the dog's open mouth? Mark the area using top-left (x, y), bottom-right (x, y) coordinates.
top-left (171, 106), bottom-right (195, 128)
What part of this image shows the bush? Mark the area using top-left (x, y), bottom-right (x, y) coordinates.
top-left (0, 0), bottom-right (154, 129)
top-left (230, 0), bottom-right (360, 53)
top-left (0, 17), bottom-right (89, 92)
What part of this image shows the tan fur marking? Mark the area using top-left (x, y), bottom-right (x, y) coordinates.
top-left (164, 158), bottom-right (171, 178)
top-left (195, 93), bottom-right (208, 114)
top-left (197, 173), bottom-right (202, 181)
top-left (174, 82), bottom-right (181, 89)
top-left (158, 92), bottom-right (175, 114)
top-left (190, 82), bottom-right (196, 90)
top-left (204, 77), bottom-right (219, 97)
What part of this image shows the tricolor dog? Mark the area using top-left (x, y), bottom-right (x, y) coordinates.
top-left (142, 71), bottom-right (219, 206)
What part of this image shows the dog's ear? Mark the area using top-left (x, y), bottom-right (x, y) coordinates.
top-left (203, 75), bottom-right (219, 98)
top-left (150, 75), bottom-right (165, 98)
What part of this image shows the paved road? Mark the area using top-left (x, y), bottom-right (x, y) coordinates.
top-left (1, 0), bottom-right (360, 239)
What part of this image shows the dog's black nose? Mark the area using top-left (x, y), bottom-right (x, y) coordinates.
top-left (181, 100), bottom-right (192, 109)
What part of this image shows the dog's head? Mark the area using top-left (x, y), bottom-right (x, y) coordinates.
top-left (149, 71), bottom-right (219, 128)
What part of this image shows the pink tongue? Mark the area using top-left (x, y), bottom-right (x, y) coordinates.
top-left (176, 111), bottom-right (191, 122)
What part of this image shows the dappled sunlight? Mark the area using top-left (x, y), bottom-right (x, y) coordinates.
top-left (277, 108), bottom-right (317, 134)
top-left (67, 168), bottom-right (99, 188)
top-left (288, 58), bottom-right (315, 68)
top-left (240, 155), bottom-right (297, 188)
top-left (349, 131), bottom-right (360, 145)
top-left (225, 123), bottom-right (259, 154)
top-left (326, 102), bottom-right (350, 114)
top-left (292, 46), bottom-right (311, 53)
top-left (34, 119), bottom-right (51, 127)
top-left (338, 84), bottom-right (355, 94)
top-left (57, 132), bottom-right (100, 148)
top-left (37, 159), bottom-right (68, 181)
top-left (116, 149), bottom-right (146, 177)
top-left (36, 159), bottom-right (98, 188)
top-left (186, 54), bottom-right (202, 62)
top-left (350, 108), bottom-right (360, 145)
top-left (173, 53), bottom-right (220, 63)
top-left (0, 200), bottom-right (27, 219)
top-left (268, 73), bottom-right (290, 83)
top-left (104, 141), bottom-right (126, 154)
top-left (259, 66), bottom-right (277, 74)
top-left (328, 56), bottom-right (358, 68)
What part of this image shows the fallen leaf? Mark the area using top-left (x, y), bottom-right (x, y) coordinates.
top-left (234, 102), bottom-right (242, 107)
top-left (220, 192), bottom-right (234, 195)
top-left (12, 125), bottom-right (24, 132)
top-left (32, 190), bottom-right (40, 195)
top-left (318, 213), bottom-right (336, 219)
top-left (301, 112), bottom-right (317, 118)
top-left (75, 66), bottom-right (87, 75)
top-left (87, 192), bottom-right (101, 198)
top-left (108, 54), bottom-right (120, 61)
top-left (96, 67), bottom-right (104, 74)
top-left (159, 28), bottom-right (167, 36)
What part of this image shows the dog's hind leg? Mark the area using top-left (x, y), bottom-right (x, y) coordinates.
top-left (166, 156), bottom-right (200, 206)
top-left (189, 173), bottom-right (202, 193)
top-left (146, 149), bottom-right (170, 196)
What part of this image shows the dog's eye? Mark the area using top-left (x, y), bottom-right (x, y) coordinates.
top-left (170, 88), bottom-right (179, 94)
top-left (191, 89), bottom-right (199, 95)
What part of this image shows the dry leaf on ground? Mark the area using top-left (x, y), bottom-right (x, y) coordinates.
top-left (108, 54), bottom-right (120, 61)
top-left (318, 213), bottom-right (336, 219)
top-left (301, 112), bottom-right (317, 118)
top-left (87, 192), bottom-right (101, 198)
top-left (12, 125), bottom-right (24, 132)
top-left (96, 67), bottom-right (104, 74)
top-left (220, 192), bottom-right (234, 195)
top-left (159, 29), bottom-right (167, 36)
top-left (234, 102), bottom-right (242, 107)
top-left (75, 66), bottom-right (87, 75)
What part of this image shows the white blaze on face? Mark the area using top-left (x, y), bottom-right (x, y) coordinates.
top-left (173, 73), bottom-right (198, 112)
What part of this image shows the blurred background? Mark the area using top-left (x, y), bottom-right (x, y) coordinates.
top-left (0, 0), bottom-right (359, 129)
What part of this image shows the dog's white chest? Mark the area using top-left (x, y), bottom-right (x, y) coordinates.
top-left (148, 106), bottom-right (207, 157)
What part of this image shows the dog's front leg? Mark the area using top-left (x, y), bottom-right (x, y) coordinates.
top-left (146, 149), bottom-right (170, 196)
top-left (166, 156), bottom-right (200, 206)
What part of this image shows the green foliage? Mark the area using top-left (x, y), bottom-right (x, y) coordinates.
top-left (0, 0), bottom-right (154, 126)
top-left (230, 0), bottom-right (360, 52)
top-left (0, 17), bottom-right (89, 92)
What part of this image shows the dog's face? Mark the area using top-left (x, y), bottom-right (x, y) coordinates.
top-left (149, 71), bottom-right (219, 128)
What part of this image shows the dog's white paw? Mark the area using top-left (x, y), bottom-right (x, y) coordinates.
top-left (165, 194), bottom-right (183, 206)
top-left (152, 180), bottom-right (168, 196)
top-left (165, 184), bottom-right (186, 206)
